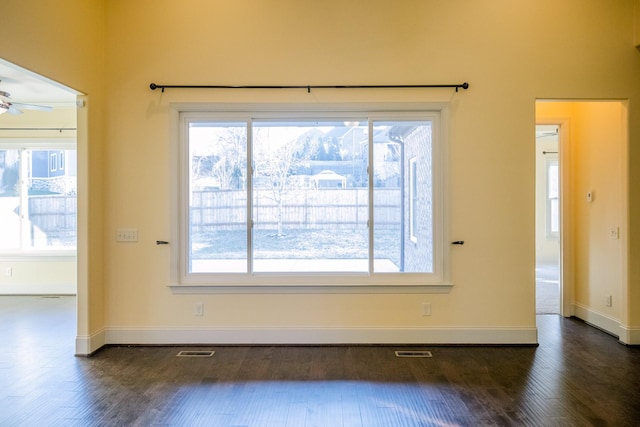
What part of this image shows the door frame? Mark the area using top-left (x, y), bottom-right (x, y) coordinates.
top-left (536, 118), bottom-right (573, 317)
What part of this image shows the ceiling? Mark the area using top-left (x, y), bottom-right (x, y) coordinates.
top-left (0, 58), bottom-right (78, 106)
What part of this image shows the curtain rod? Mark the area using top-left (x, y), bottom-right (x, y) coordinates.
top-left (0, 127), bottom-right (76, 132)
top-left (149, 82), bottom-right (470, 93)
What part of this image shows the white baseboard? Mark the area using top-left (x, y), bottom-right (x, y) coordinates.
top-left (101, 326), bottom-right (538, 347)
top-left (617, 325), bottom-right (640, 345)
top-left (0, 282), bottom-right (76, 295)
top-left (75, 328), bottom-right (106, 356)
top-left (573, 303), bottom-right (624, 340)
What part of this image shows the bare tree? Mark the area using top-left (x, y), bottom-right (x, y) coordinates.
top-left (191, 126), bottom-right (246, 190)
top-left (254, 129), bottom-right (320, 236)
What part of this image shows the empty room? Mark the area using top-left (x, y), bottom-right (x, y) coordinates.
top-left (1, 1), bottom-right (640, 425)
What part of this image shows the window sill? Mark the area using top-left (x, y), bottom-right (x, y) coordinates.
top-left (168, 283), bottom-right (454, 294)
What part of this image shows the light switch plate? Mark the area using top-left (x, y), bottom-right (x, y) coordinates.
top-left (116, 228), bottom-right (138, 242)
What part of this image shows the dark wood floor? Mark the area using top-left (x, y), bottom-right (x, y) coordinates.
top-left (0, 296), bottom-right (639, 426)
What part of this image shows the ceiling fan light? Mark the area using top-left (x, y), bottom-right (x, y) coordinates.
top-left (0, 102), bottom-right (9, 115)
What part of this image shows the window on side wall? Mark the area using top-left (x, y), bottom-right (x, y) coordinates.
top-left (176, 107), bottom-right (446, 287)
top-left (547, 159), bottom-right (559, 239)
top-left (0, 145), bottom-right (77, 253)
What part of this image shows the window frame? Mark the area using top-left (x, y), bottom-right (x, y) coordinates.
top-left (546, 157), bottom-right (560, 239)
top-left (0, 139), bottom-right (77, 257)
top-left (171, 104), bottom-right (450, 289)
top-left (409, 156), bottom-right (418, 244)
top-left (50, 152), bottom-right (57, 172)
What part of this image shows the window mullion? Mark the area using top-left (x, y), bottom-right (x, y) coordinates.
top-left (247, 119), bottom-right (254, 275)
top-left (19, 149), bottom-right (29, 250)
top-left (367, 119), bottom-right (374, 274)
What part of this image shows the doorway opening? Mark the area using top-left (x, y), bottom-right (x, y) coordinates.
top-left (0, 58), bottom-right (79, 352)
top-left (535, 125), bottom-right (560, 314)
top-left (535, 100), bottom-right (628, 339)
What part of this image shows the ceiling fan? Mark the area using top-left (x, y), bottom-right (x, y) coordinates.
top-left (0, 83), bottom-right (53, 115)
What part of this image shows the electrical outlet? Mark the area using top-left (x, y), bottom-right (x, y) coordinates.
top-left (4, 267), bottom-right (12, 277)
top-left (116, 228), bottom-right (138, 242)
top-left (609, 227), bottom-right (619, 240)
top-left (194, 302), bottom-right (204, 316)
top-left (421, 302), bottom-right (432, 316)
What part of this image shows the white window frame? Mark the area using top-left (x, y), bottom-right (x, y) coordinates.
top-left (170, 104), bottom-right (450, 290)
top-left (50, 152), bottom-right (57, 172)
top-left (409, 156), bottom-right (418, 243)
top-left (546, 158), bottom-right (560, 239)
top-left (0, 139), bottom-right (76, 257)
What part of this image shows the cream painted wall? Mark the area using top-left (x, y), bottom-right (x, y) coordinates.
top-left (0, 107), bottom-right (77, 136)
top-left (573, 103), bottom-right (626, 322)
top-left (633, 0), bottom-right (640, 337)
top-left (636, 0), bottom-right (640, 46)
top-left (0, 259), bottom-right (76, 294)
top-left (99, 0), bottom-right (640, 344)
top-left (0, 0), bottom-right (106, 352)
top-left (3, 0), bottom-right (640, 350)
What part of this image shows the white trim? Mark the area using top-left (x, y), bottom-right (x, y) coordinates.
top-left (536, 117), bottom-right (573, 318)
top-left (169, 284), bottom-right (453, 294)
top-left (0, 282), bottom-right (75, 295)
top-left (0, 138), bottom-right (76, 149)
top-left (0, 254), bottom-right (76, 261)
top-left (409, 156), bottom-right (418, 243)
top-left (174, 104), bottom-right (449, 288)
top-left (75, 328), bottom-right (106, 356)
top-left (545, 158), bottom-right (559, 239)
top-left (573, 303), bottom-right (621, 338)
top-left (171, 102), bottom-right (450, 114)
top-left (618, 324), bottom-right (640, 345)
top-left (103, 326), bottom-right (538, 346)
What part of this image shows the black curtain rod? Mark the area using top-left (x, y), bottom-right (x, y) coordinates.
top-left (149, 82), bottom-right (469, 93)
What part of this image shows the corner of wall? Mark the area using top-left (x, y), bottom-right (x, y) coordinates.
top-left (636, 0), bottom-right (640, 47)
top-left (75, 328), bottom-right (106, 356)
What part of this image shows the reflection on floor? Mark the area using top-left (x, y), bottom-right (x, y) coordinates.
top-left (536, 262), bottom-right (560, 314)
top-left (1, 296), bottom-right (640, 426)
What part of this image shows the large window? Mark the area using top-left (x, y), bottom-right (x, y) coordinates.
top-left (178, 108), bottom-right (445, 286)
top-left (0, 144), bottom-right (77, 252)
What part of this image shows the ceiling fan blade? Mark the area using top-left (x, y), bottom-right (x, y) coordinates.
top-left (10, 102), bottom-right (53, 112)
top-left (7, 106), bottom-right (23, 115)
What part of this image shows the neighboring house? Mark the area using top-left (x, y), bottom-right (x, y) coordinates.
top-left (30, 150), bottom-right (77, 194)
top-left (0, 150), bottom-right (19, 195)
top-left (295, 126), bottom-right (401, 188)
top-left (311, 170), bottom-right (347, 188)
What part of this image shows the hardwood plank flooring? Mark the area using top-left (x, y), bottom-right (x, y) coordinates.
top-left (1, 296), bottom-right (639, 426)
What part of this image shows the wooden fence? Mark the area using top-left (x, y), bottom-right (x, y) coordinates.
top-left (191, 188), bottom-right (401, 232)
top-left (26, 189), bottom-right (399, 238)
top-left (28, 195), bottom-right (77, 244)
